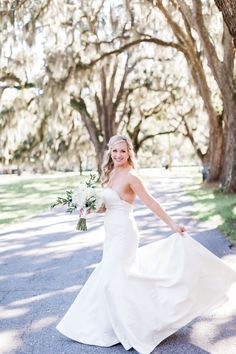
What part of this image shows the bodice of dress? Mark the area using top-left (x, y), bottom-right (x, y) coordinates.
top-left (102, 187), bottom-right (134, 213)
top-left (101, 187), bottom-right (138, 268)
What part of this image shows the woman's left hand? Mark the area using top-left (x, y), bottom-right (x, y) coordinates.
top-left (172, 224), bottom-right (186, 236)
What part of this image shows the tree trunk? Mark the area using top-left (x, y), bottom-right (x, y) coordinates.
top-left (153, 0), bottom-right (224, 182)
top-left (214, 0), bottom-right (236, 47)
top-left (221, 98), bottom-right (236, 192)
top-left (192, 1), bottom-right (236, 191)
top-left (78, 154), bottom-right (83, 175)
top-left (208, 116), bottom-right (225, 181)
top-left (96, 146), bottom-right (105, 175)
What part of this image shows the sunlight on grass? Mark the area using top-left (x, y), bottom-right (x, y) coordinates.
top-left (0, 173), bottom-right (87, 227)
top-left (233, 206), bottom-right (236, 215)
top-left (208, 214), bottom-right (224, 226)
top-left (187, 183), bottom-right (236, 245)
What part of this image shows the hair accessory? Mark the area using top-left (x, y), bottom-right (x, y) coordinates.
top-left (108, 136), bottom-right (127, 149)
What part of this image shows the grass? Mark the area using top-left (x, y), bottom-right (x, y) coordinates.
top-left (0, 173), bottom-right (89, 227)
top-left (187, 180), bottom-right (236, 245)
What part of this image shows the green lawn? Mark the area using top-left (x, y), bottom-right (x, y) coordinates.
top-left (187, 181), bottom-right (236, 245)
top-left (0, 173), bottom-right (87, 227)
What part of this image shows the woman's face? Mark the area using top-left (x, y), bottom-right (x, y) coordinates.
top-left (110, 141), bottom-right (129, 167)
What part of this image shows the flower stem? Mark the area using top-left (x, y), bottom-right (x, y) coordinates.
top-left (76, 217), bottom-right (87, 231)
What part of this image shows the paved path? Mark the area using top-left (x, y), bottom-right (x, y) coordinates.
top-left (1, 171), bottom-right (236, 354)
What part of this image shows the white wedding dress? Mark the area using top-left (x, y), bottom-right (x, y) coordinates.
top-left (56, 187), bottom-right (236, 354)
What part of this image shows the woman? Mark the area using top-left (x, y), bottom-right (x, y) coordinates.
top-left (57, 135), bottom-right (236, 354)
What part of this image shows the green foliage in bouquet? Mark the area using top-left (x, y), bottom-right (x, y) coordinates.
top-left (85, 173), bottom-right (100, 187)
top-left (51, 189), bottom-right (76, 213)
top-left (50, 173), bottom-right (99, 213)
top-left (51, 173), bottom-right (102, 231)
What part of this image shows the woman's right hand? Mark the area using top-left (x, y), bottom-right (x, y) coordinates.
top-left (96, 203), bottom-right (107, 213)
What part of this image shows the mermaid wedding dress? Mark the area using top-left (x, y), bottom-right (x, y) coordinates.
top-left (56, 187), bottom-right (236, 354)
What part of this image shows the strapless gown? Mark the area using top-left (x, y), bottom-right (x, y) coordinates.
top-left (56, 187), bottom-right (236, 354)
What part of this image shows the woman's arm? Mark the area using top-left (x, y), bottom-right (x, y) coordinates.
top-left (129, 173), bottom-right (185, 236)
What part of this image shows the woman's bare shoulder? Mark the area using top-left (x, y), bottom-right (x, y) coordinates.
top-left (127, 169), bottom-right (149, 196)
top-left (127, 169), bottom-right (142, 183)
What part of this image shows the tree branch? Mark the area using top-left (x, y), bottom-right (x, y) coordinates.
top-left (192, 1), bottom-right (222, 83)
top-left (75, 37), bottom-right (185, 71)
top-left (70, 96), bottom-right (101, 151)
top-left (222, 21), bottom-right (235, 75)
top-left (0, 74), bottom-right (35, 90)
top-left (180, 112), bottom-right (206, 161)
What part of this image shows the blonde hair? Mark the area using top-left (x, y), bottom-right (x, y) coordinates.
top-left (101, 135), bottom-right (136, 185)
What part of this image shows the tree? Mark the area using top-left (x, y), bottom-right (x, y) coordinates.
top-left (0, 0), bottom-right (223, 180)
top-left (137, 0), bottom-right (235, 191)
top-left (78, 0), bottom-right (223, 180)
top-left (214, 0), bottom-right (236, 46)
top-left (122, 65), bottom-right (208, 162)
top-left (191, 1), bottom-right (236, 192)
top-left (70, 54), bottom-right (155, 171)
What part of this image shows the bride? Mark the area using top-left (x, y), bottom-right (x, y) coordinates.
top-left (56, 135), bottom-right (236, 354)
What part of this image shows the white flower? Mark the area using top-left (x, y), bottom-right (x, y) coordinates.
top-left (72, 183), bottom-right (88, 207)
top-left (91, 188), bottom-right (103, 211)
top-left (72, 185), bottom-right (103, 212)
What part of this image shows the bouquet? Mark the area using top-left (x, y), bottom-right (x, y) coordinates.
top-left (51, 174), bottom-right (103, 231)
